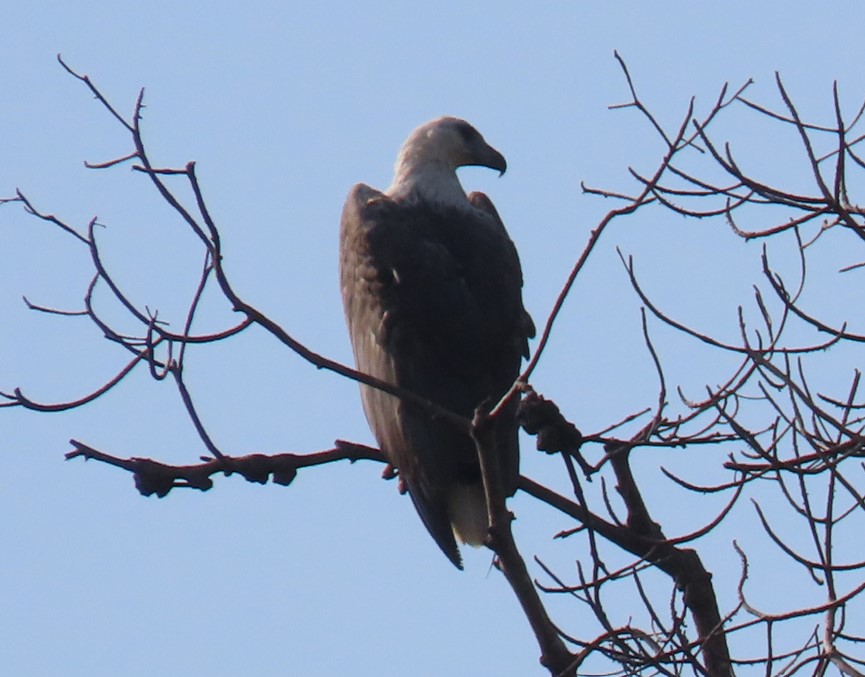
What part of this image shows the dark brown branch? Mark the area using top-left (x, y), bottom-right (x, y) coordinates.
top-left (12, 190), bottom-right (90, 244)
top-left (517, 381), bottom-right (734, 676)
top-left (57, 54), bottom-right (134, 133)
top-left (471, 405), bottom-right (576, 677)
top-left (2, 352), bottom-right (148, 412)
top-left (65, 439), bottom-right (386, 497)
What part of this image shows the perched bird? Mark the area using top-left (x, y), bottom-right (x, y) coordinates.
top-left (339, 117), bottom-right (534, 568)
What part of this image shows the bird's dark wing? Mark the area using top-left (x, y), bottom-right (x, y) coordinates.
top-left (468, 191), bottom-right (536, 357)
top-left (339, 183), bottom-right (533, 568)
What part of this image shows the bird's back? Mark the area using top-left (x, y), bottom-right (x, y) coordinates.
top-left (339, 183), bottom-right (532, 567)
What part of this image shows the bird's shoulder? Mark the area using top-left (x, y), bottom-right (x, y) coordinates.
top-left (340, 183), bottom-right (533, 345)
top-left (466, 191), bottom-right (500, 221)
top-left (342, 183), bottom-right (474, 269)
top-left (341, 183), bottom-right (395, 227)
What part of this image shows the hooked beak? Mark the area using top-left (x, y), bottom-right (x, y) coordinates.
top-left (483, 145), bottom-right (507, 176)
top-left (464, 141), bottom-right (506, 176)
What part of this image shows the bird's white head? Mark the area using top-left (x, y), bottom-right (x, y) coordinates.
top-left (386, 117), bottom-right (506, 206)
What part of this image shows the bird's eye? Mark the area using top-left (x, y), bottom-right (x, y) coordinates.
top-left (455, 121), bottom-right (481, 145)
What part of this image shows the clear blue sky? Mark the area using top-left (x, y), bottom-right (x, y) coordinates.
top-left (3, 3), bottom-right (865, 675)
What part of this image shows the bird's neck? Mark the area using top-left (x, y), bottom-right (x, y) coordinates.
top-left (386, 159), bottom-right (469, 207)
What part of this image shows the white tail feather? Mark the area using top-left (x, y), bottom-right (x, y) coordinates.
top-left (448, 484), bottom-right (489, 546)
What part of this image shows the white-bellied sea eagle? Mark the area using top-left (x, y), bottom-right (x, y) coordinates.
top-left (339, 117), bottom-right (534, 568)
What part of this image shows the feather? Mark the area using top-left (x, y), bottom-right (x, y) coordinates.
top-left (339, 118), bottom-right (533, 568)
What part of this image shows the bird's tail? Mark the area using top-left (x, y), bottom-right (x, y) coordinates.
top-left (448, 483), bottom-right (489, 547)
